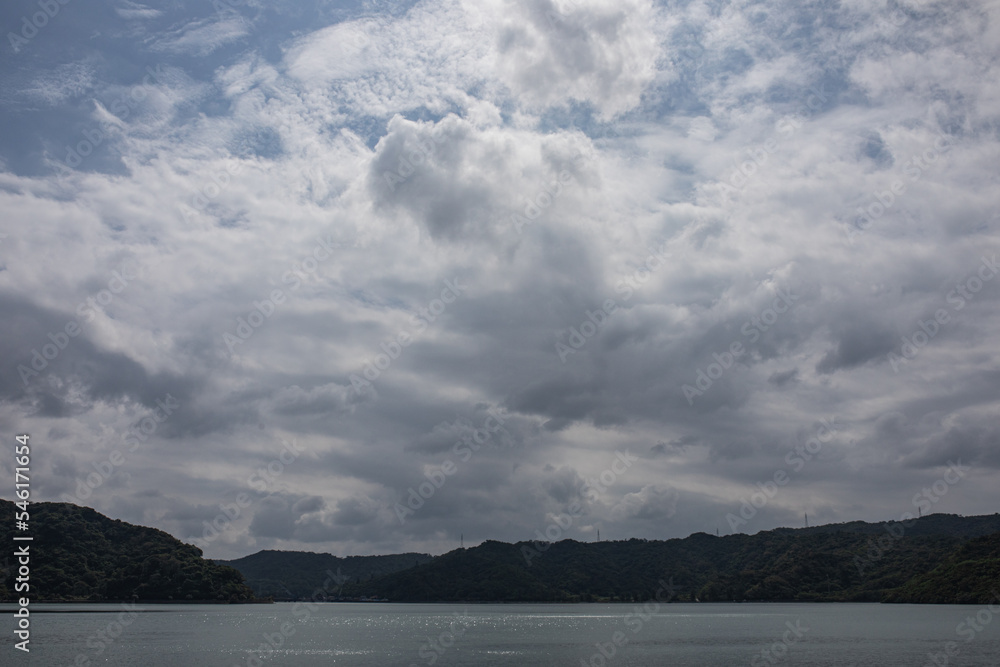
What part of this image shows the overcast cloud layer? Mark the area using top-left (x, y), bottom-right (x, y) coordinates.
top-left (1, 0), bottom-right (999, 559)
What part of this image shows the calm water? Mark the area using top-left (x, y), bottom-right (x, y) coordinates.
top-left (2, 602), bottom-right (999, 666)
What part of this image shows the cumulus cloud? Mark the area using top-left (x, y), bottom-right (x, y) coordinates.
top-left (491, 0), bottom-right (663, 119)
top-left (1, 0), bottom-right (999, 559)
top-left (610, 484), bottom-right (679, 521)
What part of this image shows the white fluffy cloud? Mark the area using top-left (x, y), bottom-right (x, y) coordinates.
top-left (1, 0), bottom-right (999, 559)
top-left (490, 0), bottom-right (663, 119)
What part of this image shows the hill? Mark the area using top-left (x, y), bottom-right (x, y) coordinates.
top-left (781, 512), bottom-right (1000, 539)
top-left (334, 513), bottom-right (1000, 603)
top-left (216, 550), bottom-right (433, 599)
top-left (5, 502), bottom-right (996, 605)
top-left (0, 499), bottom-right (257, 602)
top-left (883, 532), bottom-right (1000, 604)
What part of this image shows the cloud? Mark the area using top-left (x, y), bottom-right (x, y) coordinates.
top-left (0, 0), bottom-right (998, 559)
top-left (17, 62), bottom-right (96, 106)
top-left (365, 113), bottom-right (591, 242)
top-left (610, 484), bottom-right (679, 521)
top-left (115, 1), bottom-right (163, 21)
top-left (150, 15), bottom-right (251, 57)
top-left (491, 0), bottom-right (662, 119)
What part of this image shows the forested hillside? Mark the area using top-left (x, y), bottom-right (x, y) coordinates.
top-left (0, 499), bottom-right (257, 602)
top-left (335, 514), bottom-right (1000, 603)
top-left (217, 549), bottom-right (433, 599)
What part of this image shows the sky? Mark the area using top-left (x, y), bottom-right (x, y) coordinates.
top-left (1, 0), bottom-right (999, 560)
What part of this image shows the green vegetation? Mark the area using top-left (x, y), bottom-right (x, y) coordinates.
top-left (3, 500), bottom-right (996, 605)
top-left (334, 514), bottom-right (1000, 603)
top-left (883, 532), bottom-right (1000, 604)
top-left (0, 499), bottom-right (257, 602)
top-left (216, 550), bottom-right (433, 599)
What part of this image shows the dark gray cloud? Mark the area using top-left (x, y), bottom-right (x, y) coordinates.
top-left (0, 0), bottom-right (997, 559)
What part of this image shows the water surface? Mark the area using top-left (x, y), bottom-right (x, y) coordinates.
top-left (2, 601), bottom-right (998, 665)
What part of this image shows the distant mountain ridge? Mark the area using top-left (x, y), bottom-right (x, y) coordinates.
top-left (773, 512), bottom-right (1000, 539)
top-left (226, 513), bottom-right (1000, 604)
top-left (215, 550), bottom-right (433, 600)
top-left (4, 501), bottom-right (997, 605)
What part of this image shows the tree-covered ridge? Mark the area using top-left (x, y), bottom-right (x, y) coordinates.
top-left (216, 549), bottom-right (434, 599)
top-left (883, 532), bottom-right (1000, 604)
top-left (3, 501), bottom-right (997, 605)
top-left (336, 514), bottom-right (1000, 604)
top-left (0, 499), bottom-right (257, 602)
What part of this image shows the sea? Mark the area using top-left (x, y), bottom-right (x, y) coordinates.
top-left (2, 601), bottom-right (998, 666)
